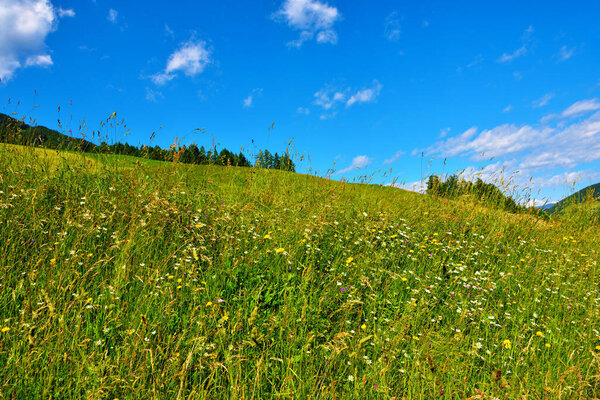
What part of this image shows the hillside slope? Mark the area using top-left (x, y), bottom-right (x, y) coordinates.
top-left (548, 182), bottom-right (600, 213)
top-left (1, 145), bottom-right (599, 398)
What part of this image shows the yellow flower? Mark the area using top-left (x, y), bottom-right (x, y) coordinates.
top-left (361, 324), bottom-right (366, 331)
top-left (1, 327), bottom-right (9, 333)
top-left (263, 234), bottom-right (271, 239)
top-left (222, 312), bottom-right (229, 321)
top-left (502, 339), bottom-right (511, 349)
top-left (192, 249), bottom-right (199, 261)
top-left (536, 331), bottom-right (544, 338)
top-left (206, 301), bottom-right (213, 307)
top-left (545, 343), bottom-right (551, 348)
top-left (346, 256), bottom-right (354, 264)
top-left (595, 345), bottom-right (600, 351)
top-left (275, 248), bottom-right (285, 254)
top-left (401, 277), bottom-right (408, 282)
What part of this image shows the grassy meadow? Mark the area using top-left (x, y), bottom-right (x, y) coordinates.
top-left (1, 142), bottom-right (600, 399)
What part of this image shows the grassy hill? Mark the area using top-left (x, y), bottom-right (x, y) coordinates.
top-left (1, 144), bottom-right (600, 398)
top-left (548, 182), bottom-right (600, 213)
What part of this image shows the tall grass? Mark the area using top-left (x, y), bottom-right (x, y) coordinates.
top-left (1, 120), bottom-right (600, 399)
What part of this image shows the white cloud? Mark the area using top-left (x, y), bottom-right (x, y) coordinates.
top-left (384, 12), bottom-right (401, 41)
top-left (166, 41), bottom-right (210, 75)
top-left (503, 104), bottom-right (513, 113)
top-left (337, 155), bottom-right (372, 174)
top-left (428, 124), bottom-right (552, 159)
top-left (425, 99), bottom-right (600, 191)
top-left (314, 86), bottom-right (345, 110)
top-left (24, 54), bottom-right (52, 66)
top-left (107, 8), bottom-right (118, 23)
top-left (561, 98), bottom-right (600, 118)
top-left (498, 26), bottom-right (533, 63)
top-left (532, 93), bottom-right (554, 108)
top-left (383, 150), bottom-right (405, 165)
top-left (150, 40), bottom-right (211, 85)
top-left (273, 0), bottom-right (340, 47)
top-left (243, 88), bottom-right (263, 108)
top-left (498, 45), bottom-right (527, 63)
top-left (57, 7), bottom-right (74, 18)
top-left (439, 127), bottom-right (450, 138)
top-left (0, 0), bottom-right (58, 82)
top-left (311, 80), bottom-right (382, 118)
top-left (316, 29), bottom-right (337, 44)
top-left (346, 81), bottom-right (382, 107)
top-left (297, 106), bottom-right (310, 115)
top-left (557, 45), bottom-right (574, 62)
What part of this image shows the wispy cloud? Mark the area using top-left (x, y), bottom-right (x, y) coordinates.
top-left (107, 8), bottom-right (118, 23)
top-left (24, 54), bottom-right (53, 67)
top-left (311, 81), bottom-right (382, 118)
top-left (337, 155), bottom-right (373, 174)
top-left (0, 0), bottom-right (57, 82)
top-left (296, 106), bottom-right (310, 115)
top-left (498, 26), bottom-right (533, 63)
top-left (273, 0), bottom-right (340, 47)
top-left (383, 150), bottom-right (405, 165)
top-left (145, 87), bottom-right (164, 102)
top-left (561, 98), bottom-right (600, 118)
top-left (503, 104), bottom-right (513, 113)
top-left (424, 98), bottom-right (600, 190)
top-left (532, 93), bottom-right (554, 108)
top-left (557, 45), bottom-right (575, 62)
top-left (243, 88), bottom-right (263, 108)
top-left (58, 7), bottom-right (75, 18)
top-left (384, 12), bottom-right (401, 41)
top-left (346, 81), bottom-right (382, 107)
top-left (150, 40), bottom-right (211, 85)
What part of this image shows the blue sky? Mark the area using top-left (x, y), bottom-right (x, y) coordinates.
top-left (1, 0), bottom-right (600, 204)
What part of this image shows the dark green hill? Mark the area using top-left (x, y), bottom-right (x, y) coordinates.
top-left (548, 182), bottom-right (600, 213)
top-left (0, 112), bottom-right (96, 151)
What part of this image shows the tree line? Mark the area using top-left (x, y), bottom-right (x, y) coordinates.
top-left (0, 112), bottom-right (295, 172)
top-left (426, 174), bottom-right (544, 216)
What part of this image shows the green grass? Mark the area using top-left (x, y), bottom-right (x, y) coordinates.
top-left (1, 144), bottom-right (600, 399)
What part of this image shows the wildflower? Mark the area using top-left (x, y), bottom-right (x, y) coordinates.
top-left (474, 342), bottom-right (482, 349)
top-left (206, 301), bottom-right (213, 307)
top-left (545, 343), bottom-right (551, 348)
top-left (536, 331), bottom-right (544, 338)
top-left (275, 248), bottom-right (285, 254)
top-left (348, 375), bottom-right (354, 382)
top-left (263, 234), bottom-right (271, 239)
top-left (1, 327), bottom-right (9, 333)
top-left (595, 345), bottom-right (600, 351)
top-left (346, 256), bottom-right (354, 264)
top-left (502, 339), bottom-right (511, 349)
top-left (361, 324), bottom-right (367, 331)
top-left (192, 249), bottom-right (199, 261)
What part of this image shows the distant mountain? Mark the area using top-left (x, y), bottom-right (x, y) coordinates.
top-left (0, 112), bottom-right (96, 151)
top-left (547, 183), bottom-right (600, 213)
top-left (537, 202), bottom-right (556, 211)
